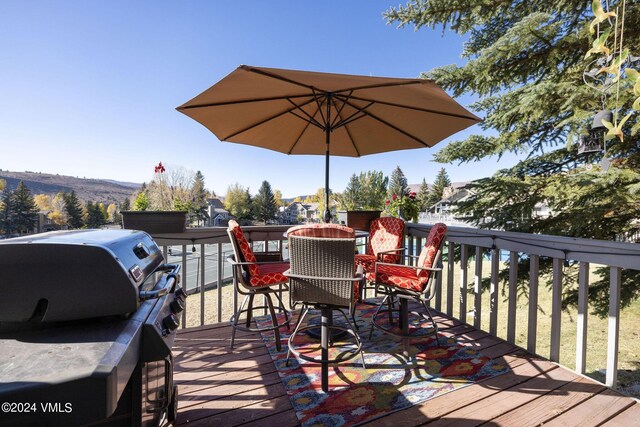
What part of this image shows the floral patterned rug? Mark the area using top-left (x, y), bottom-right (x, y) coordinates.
top-left (256, 302), bottom-right (509, 427)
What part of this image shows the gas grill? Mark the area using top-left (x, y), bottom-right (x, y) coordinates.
top-left (0, 229), bottom-right (185, 426)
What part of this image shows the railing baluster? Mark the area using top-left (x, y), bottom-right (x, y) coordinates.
top-left (447, 241), bottom-right (454, 316)
top-left (217, 242), bottom-right (223, 323)
top-left (576, 261), bottom-right (589, 374)
top-left (507, 251), bottom-right (518, 343)
top-left (527, 254), bottom-right (539, 354)
top-left (489, 246), bottom-right (499, 336)
top-left (550, 257), bottom-right (563, 362)
top-left (459, 244), bottom-right (468, 323)
top-left (433, 237), bottom-right (441, 311)
top-left (200, 243), bottom-right (205, 326)
top-left (606, 266), bottom-right (622, 388)
top-left (181, 245), bottom-right (187, 328)
top-left (473, 246), bottom-right (482, 329)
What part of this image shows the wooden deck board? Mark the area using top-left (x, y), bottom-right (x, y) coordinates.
top-left (173, 312), bottom-right (637, 427)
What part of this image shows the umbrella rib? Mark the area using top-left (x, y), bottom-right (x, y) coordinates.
top-left (241, 65), bottom-right (428, 103)
top-left (221, 96), bottom-right (319, 140)
top-left (286, 97), bottom-right (324, 129)
top-left (177, 93), bottom-right (312, 110)
top-left (285, 114), bottom-right (315, 155)
top-left (329, 90), bottom-right (352, 129)
top-left (340, 94), bottom-right (481, 122)
top-left (337, 98), bottom-right (431, 147)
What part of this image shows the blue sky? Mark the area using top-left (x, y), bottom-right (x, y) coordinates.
top-left (1, 1), bottom-right (521, 198)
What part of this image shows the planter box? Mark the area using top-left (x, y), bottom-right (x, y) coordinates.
top-left (121, 211), bottom-right (187, 234)
top-left (346, 210), bottom-right (381, 231)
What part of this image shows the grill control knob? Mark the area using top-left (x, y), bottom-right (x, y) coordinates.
top-left (163, 314), bottom-right (180, 332)
top-left (170, 298), bottom-right (185, 314)
top-left (174, 287), bottom-right (187, 302)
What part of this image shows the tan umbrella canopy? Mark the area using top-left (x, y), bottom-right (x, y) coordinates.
top-left (177, 65), bottom-right (481, 221)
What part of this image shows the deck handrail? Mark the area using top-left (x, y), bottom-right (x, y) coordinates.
top-left (148, 222), bottom-right (639, 390)
top-left (405, 222), bottom-right (640, 389)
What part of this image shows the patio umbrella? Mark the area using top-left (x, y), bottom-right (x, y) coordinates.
top-left (176, 65), bottom-right (481, 222)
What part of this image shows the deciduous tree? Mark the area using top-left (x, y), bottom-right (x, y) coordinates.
top-left (224, 183), bottom-right (253, 221)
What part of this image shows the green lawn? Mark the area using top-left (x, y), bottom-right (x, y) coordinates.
top-left (437, 260), bottom-right (640, 398)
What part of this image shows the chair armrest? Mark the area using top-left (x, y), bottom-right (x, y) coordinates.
top-left (374, 261), bottom-right (442, 273)
top-left (283, 269), bottom-right (363, 282)
top-left (226, 254), bottom-right (288, 266)
top-left (377, 247), bottom-right (405, 256)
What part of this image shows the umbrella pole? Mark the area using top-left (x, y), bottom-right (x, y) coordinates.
top-left (323, 95), bottom-right (331, 223)
top-left (323, 140), bottom-right (330, 223)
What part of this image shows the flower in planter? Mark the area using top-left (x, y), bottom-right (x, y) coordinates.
top-left (385, 191), bottom-right (419, 222)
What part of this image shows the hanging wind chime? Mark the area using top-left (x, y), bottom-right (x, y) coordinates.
top-left (581, 0), bottom-right (638, 172)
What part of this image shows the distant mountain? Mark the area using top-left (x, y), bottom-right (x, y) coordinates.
top-left (0, 171), bottom-right (140, 204)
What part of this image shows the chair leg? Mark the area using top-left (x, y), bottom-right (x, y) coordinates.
top-left (231, 294), bottom-right (250, 350)
top-left (399, 297), bottom-right (410, 358)
top-left (245, 294), bottom-right (255, 328)
top-left (420, 300), bottom-right (441, 346)
top-left (273, 290), bottom-right (290, 329)
top-left (264, 293), bottom-right (282, 352)
top-left (369, 294), bottom-right (391, 339)
top-left (286, 306), bottom-right (310, 366)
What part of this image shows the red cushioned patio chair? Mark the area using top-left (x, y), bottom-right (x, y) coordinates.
top-left (226, 220), bottom-right (290, 352)
top-left (369, 223), bottom-right (448, 353)
top-left (355, 216), bottom-right (405, 301)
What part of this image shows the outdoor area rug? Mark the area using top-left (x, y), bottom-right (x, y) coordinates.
top-left (255, 302), bottom-right (510, 427)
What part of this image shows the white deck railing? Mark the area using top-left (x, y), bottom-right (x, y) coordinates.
top-left (151, 223), bottom-right (640, 389)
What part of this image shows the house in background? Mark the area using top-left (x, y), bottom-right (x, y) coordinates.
top-left (206, 198), bottom-right (231, 226)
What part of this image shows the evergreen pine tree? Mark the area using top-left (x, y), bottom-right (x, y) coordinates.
top-left (64, 191), bottom-right (84, 229)
top-left (388, 166), bottom-right (408, 199)
top-left (385, 1), bottom-right (640, 314)
top-left (0, 188), bottom-right (15, 235)
top-left (85, 201), bottom-right (106, 229)
top-left (253, 180), bottom-right (278, 224)
top-left (190, 170), bottom-right (210, 226)
top-left (416, 178), bottom-right (430, 212)
top-left (12, 181), bottom-right (39, 234)
top-left (426, 168), bottom-right (451, 208)
top-left (341, 174), bottom-right (360, 210)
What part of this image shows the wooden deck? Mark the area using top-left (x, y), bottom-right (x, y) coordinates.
top-left (171, 311), bottom-right (639, 427)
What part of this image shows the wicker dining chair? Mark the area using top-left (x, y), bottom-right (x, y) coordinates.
top-left (226, 220), bottom-right (290, 352)
top-left (369, 223), bottom-right (448, 355)
top-left (284, 223), bottom-right (365, 392)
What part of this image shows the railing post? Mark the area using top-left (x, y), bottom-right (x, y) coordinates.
top-left (527, 254), bottom-right (539, 354)
top-left (447, 241), bottom-right (454, 317)
top-left (489, 246), bottom-right (499, 336)
top-left (180, 245), bottom-right (188, 328)
top-left (459, 244), bottom-right (468, 323)
top-left (576, 262), bottom-right (589, 374)
top-left (507, 251), bottom-right (518, 343)
top-left (606, 266), bottom-right (622, 388)
top-left (200, 243), bottom-right (206, 326)
top-left (473, 246), bottom-right (482, 329)
top-left (550, 257), bottom-right (563, 362)
top-left (218, 242), bottom-right (224, 323)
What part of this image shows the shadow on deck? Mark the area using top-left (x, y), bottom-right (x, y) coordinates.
top-left (172, 311), bottom-right (639, 427)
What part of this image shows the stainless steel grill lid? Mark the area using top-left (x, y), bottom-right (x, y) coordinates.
top-left (0, 229), bottom-right (165, 322)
